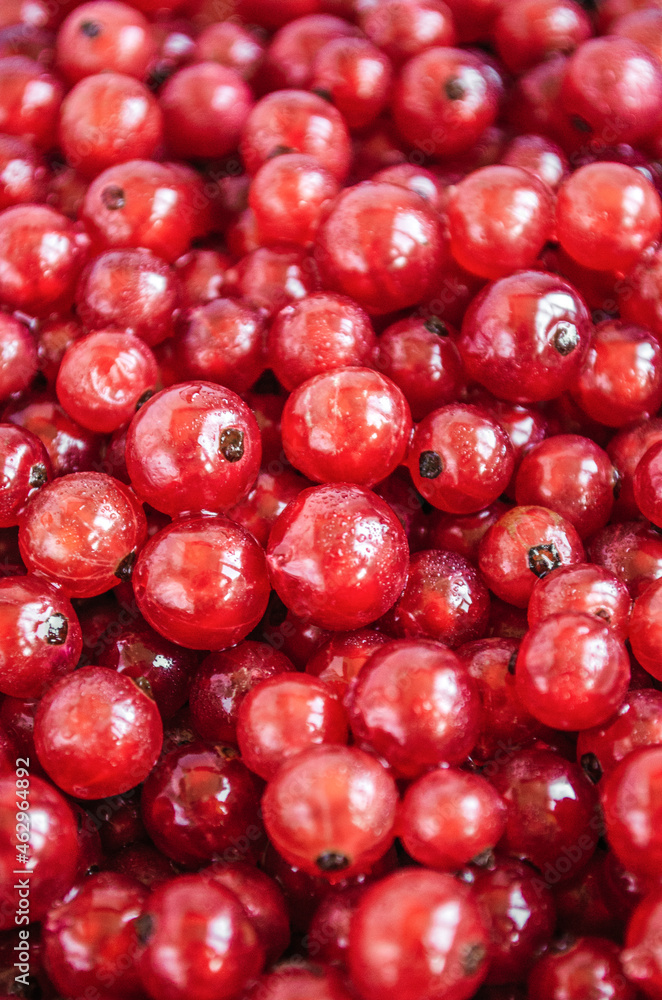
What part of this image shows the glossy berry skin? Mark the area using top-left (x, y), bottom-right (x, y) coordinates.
top-left (59, 72), bottom-right (162, 179)
top-left (19, 472), bottom-right (146, 599)
top-left (623, 889), bottom-right (662, 999)
top-left (311, 36), bottom-right (392, 130)
top-left (634, 440), bottom-right (662, 527)
top-left (0, 205), bottom-right (89, 314)
top-left (515, 612), bottom-right (630, 731)
top-left (228, 466), bottom-right (310, 548)
top-left (458, 271), bottom-right (592, 404)
top-left (203, 862), bottom-right (289, 965)
top-left (160, 62), bottom-right (253, 160)
top-left (556, 163), bottom-right (662, 274)
top-left (577, 689), bottom-right (662, 781)
top-left (307, 884), bottom-right (366, 967)
top-left (359, 0), bottom-right (455, 63)
top-left (55, 1), bottom-right (155, 83)
top-left (619, 248), bottom-right (662, 342)
top-left (4, 392), bottom-right (103, 478)
top-left (177, 298), bottom-right (266, 394)
top-left (0, 576), bottom-right (81, 698)
top-left (249, 153), bottom-right (339, 248)
top-left (34, 666), bottom-right (162, 799)
top-left (266, 483), bottom-right (408, 630)
top-left (0, 314), bottom-right (37, 401)
top-left (408, 403), bottom-right (514, 514)
top-left (141, 741), bottom-right (263, 866)
top-left (0, 57), bottom-right (63, 149)
top-left (490, 748), bottom-right (599, 882)
top-left (262, 744), bottom-right (398, 881)
top-left (515, 435), bottom-right (615, 540)
top-left (246, 963), bottom-right (355, 1000)
top-left (460, 638), bottom-right (543, 763)
top-left (528, 564), bottom-right (632, 640)
top-left (0, 774), bottom-right (78, 930)
top-left (561, 36), bottom-right (662, 146)
top-left (528, 937), bottom-right (634, 1000)
top-left (282, 368), bottom-right (412, 486)
top-left (0, 134), bottom-right (47, 210)
top-left (315, 182), bottom-right (447, 315)
top-left (574, 320), bottom-right (662, 428)
top-left (80, 160), bottom-right (198, 264)
top-left (393, 47), bottom-right (499, 159)
top-left (608, 418), bottom-right (662, 519)
top-left (241, 90), bottom-right (351, 182)
top-left (494, 0), bottom-right (591, 74)
top-left (447, 166), bottom-right (554, 281)
top-left (126, 382), bottom-right (261, 517)
top-left (589, 521), bottom-right (662, 599)
top-left (376, 316), bottom-right (465, 421)
top-left (268, 292), bottom-right (376, 392)
top-left (479, 505), bottom-right (585, 608)
top-left (629, 577), bottom-right (662, 682)
top-left (195, 22), bottom-right (264, 81)
top-left (237, 672), bottom-right (347, 780)
top-left (399, 767), bottom-right (507, 870)
top-left (43, 872), bottom-right (147, 1000)
top-left (500, 133), bottom-right (569, 191)
top-left (0, 424), bottom-right (51, 527)
top-left (76, 248), bottom-right (181, 347)
top-left (305, 629), bottom-right (388, 693)
top-left (133, 514), bottom-right (270, 650)
top-left (348, 868), bottom-right (490, 1000)
top-left (393, 548), bottom-right (490, 648)
top-left (347, 639), bottom-right (482, 778)
top-left (263, 14), bottom-right (359, 90)
top-left (428, 504), bottom-right (512, 566)
top-left (224, 245), bottom-right (319, 319)
top-left (56, 330), bottom-right (158, 434)
top-left (138, 875), bottom-right (264, 1000)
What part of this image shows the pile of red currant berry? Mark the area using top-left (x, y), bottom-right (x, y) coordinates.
top-left (5, 0), bottom-right (662, 997)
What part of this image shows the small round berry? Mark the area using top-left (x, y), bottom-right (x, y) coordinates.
top-left (263, 14), bottom-right (358, 90)
top-left (305, 629), bottom-right (389, 693)
top-left (527, 936), bottom-right (634, 1000)
top-left (311, 36), bottom-right (392, 130)
top-left (228, 466), bottom-right (311, 548)
top-left (249, 153), bottom-right (339, 248)
top-left (4, 393), bottom-right (102, 478)
top-left (494, 0), bottom-right (591, 74)
top-left (609, 418), bottom-right (662, 519)
top-left (160, 62), bottom-right (253, 160)
top-left (176, 298), bottom-right (266, 394)
top-left (223, 244), bottom-right (319, 318)
top-left (247, 963), bottom-right (356, 1000)
top-left (262, 744), bottom-right (398, 880)
top-left (528, 563), bottom-right (631, 639)
top-left (19, 472), bottom-right (146, 599)
top-left (622, 889), bottom-right (662, 998)
top-left (589, 520), bottom-right (662, 599)
top-left (266, 483), bottom-right (409, 630)
top-left (204, 862), bottom-right (289, 965)
top-left (0, 423), bottom-right (51, 527)
top-left (628, 577), bottom-right (662, 681)
top-left (500, 133), bottom-right (569, 191)
top-left (408, 403), bottom-right (514, 514)
top-left (194, 21), bottom-right (264, 81)
top-left (577, 689), bottom-right (662, 780)
top-left (55, 1), bottom-right (156, 83)
top-left (125, 382), bottom-right (261, 517)
top-left (0, 56), bottom-right (63, 149)
top-left (634, 440), bottom-right (662, 527)
top-left (0, 134), bottom-right (47, 210)
top-left (34, 666), bottom-right (163, 799)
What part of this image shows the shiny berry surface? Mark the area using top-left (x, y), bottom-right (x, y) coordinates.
top-left (527, 936), bottom-right (635, 1000)
top-left (528, 563), bottom-right (632, 640)
top-left (577, 688), bottom-right (662, 779)
top-left (0, 423), bottom-right (51, 527)
top-left (55, 1), bottom-right (156, 83)
top-left (176, 297), bottom-right (266, 394)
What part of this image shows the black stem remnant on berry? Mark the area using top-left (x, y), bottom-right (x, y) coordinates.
top-left (101, 185), bottom-right (126, 210)
top-left (80, 19), bottom-right (101, 36)
top-left (507, 650), bottom-right (518, 675)
top-left (316, 851), bottom-right (350, 873)
top-left (312, 88), bottom-right (333, 103)
top-left (595, 607), bottom-right (611, 623)
top-left (136, 389), bottom-right (154, 411)
top-left (419, 450), bottom-right (443, 479)
top-left (133, 675), bottom-right (155, 700)
top-left (424, 316), bottom-right (449, 336)
top-left (581, 752), bottom-right (603, 784)
top-left (219, 428), bottom-right (245, 462)
top-left (571, 115), bottom-right (593, 134)
top-left (553, 323), bottom-right (579, 356)
top-left (115, 551), bottom-right (136, 582)
top-left (46, 613), bottom-right (69, 645)
top-left (444, 77), bottom-right (465, 101)
top-left (268, 145), bottom-right (296, 159)
top-left (527, 542), bottom-right (561, 578)
top-left (461, 943), bottom-right (487, 976)
top-left (135, 913), bottom-right (155, 945)
top-left (28, 463), bottom-right (48, 489)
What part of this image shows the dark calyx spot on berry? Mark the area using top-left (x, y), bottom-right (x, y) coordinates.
top-left (425, 316), bottom-right (448, 336)
top-left (581, 752), bottom-right (603, 784)
top-left (553, 323), bottom-right (579, 356)
top-left (46, 612), bottom-right (68, 645)
top-left (28, 463), bottom-right (48, 489)
top-left (595, 607), bottom-right (611, 624)
top-left (507, 650), bottom-right (518, 675)
top-left (528, 542), bottom-right (561, 578)
top-left (419, 450), bottom-right (443, 479)
top-left (312, 88), bottom-right (333, 103)
top-left (101, 184), bottom-right (126, 210)
top-left (268, 145), bottom-right (296, 159)
top-left (316, 851), bottom-right (350, 873)
top-left (80, 19), bottom-right (101, 36)
top-left (136, 389), bottom-right (154, 411)
top-left (613, 471), bottom-right (622, 499)
top-left (87, 863), bottom-right (100, 874)
top-left (220, 427), bottom-right (244, 462)
top-left (135, 913), bottom-right (155, 945)
top-left (571, 115), bottom-right (592, 134)
top-left (471, 848), bottom-right (495, 868)
top-left (444, 77), bottom-right (465, 101)
top-left (148, 62), bottom-right (174, 90)
top-left (115, 551), bottom-right (136, 582)
top-left (132, 675), bottom-right (155, 700)
top-left (215, 744), bottom-right (240, 760)
top-left (461, 942), bottom-right (487, 976)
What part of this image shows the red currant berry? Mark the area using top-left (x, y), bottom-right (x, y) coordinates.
top-left (494, 0), bottom-right (591, 74)
top-left (174, 248), bottom-right (231, 308)
top-left (400, 767), bottom-right (507, 869)
top-left (35, 316), bottom-right (83, 389)
top-left (408, 403), bottom-right (514, 514)
top-left (528, 563), bottom-right (631, 640)
top-left (311, 36), bottom-right (392, 130)
top-left (0, 134), bottom-right (47, 210)
top-left (268, 292), bottom-right (376, 392)
top-left (204, 861), bottom-right (290, 965)
top-left (125, 382), bottom-right (261, 517)
top-left (315, 181), bottom-right (447, 315)
top-left (346, 638), bottom-right (482, 777)
top-left (0, 56), bottom-right (63, 149)
top-left (228, 466), bottom-right (310, 548)
top-left (249, 153), bottom-right (339, 248)
top-left (76, 248), bottom-right (181, 347)
top-left (458, 271), bottom-right (592, 404)
top-left (262, 744), bottom-right (398, 880)
top-left (194, 22), bottom-right (264, 81)
top-left (479, 505), bottom-right (585, 608)
top-left (305, 629), bottom-right (389, 693)
top-left (176, 298), bottom-right (266, 394)
top-left (55, 1), bottom-right (156, 84)
top-left (43, 872), bottom-right (147, 1000)
top-left (0, 423), bottom-right (51, 527)
top-left (634, 439), bottom-right (662, 527)
top-left (527, 936), bottom-right (635, 1000)
top-left (133, 514), bottom-right (270, 650)
top-left (618, 246), bottom-right (662, 340)
top-left (4, 392), bottom-right (102, 477)
top-left (223, 244), bottom-right (319, 318)
top-left (348, 868), bottom-right (490, 1000)
top-left (589, 520), bottom-right (662, 598)
top-left (137, 874), bottom-right (265, 1000)
top-left (501, 133), bottom-right (569, 191)
top-left (263, 14), bottom-right (359, 90)
top-left (266, 483), bottom-right (408, 630)
top-left (160, 62), bottom-right (253, 160)
top-left (0, 575), bottom-right (81, 698)
top-left (307, 884), bottom-right (366, 967)
top-left (35, 666), bottom-right (162, 798)
top-left (56, 330), bottom-right (158, 434)
top-left (392, 548), bottom-right (490, 647)
top-left (577, 688), bottom-right (662, 780)
top-left (628, 577), bottom-right (662, 681)
top-left (245, 963), bottom-right (356, 1000)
